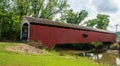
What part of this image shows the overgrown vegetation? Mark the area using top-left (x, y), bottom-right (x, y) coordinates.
top-left (0, 42), bottom-right (107, 66)
top-left (0, 0), bottom-right (68, 41)
top-left (0, 0), bottom-right (110, 41)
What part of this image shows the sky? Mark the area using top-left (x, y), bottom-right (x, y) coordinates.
top-left (67, 0), bottom-right (120, 32)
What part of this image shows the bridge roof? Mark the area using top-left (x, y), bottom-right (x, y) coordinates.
top-left (24, 17), bottom-right (114, 34)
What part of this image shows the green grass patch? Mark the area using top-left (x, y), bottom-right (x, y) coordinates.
top-left (0, 42), bottom-right (106, 66)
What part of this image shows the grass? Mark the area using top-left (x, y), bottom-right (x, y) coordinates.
top-left (0, 42), bottom-right (107, 66)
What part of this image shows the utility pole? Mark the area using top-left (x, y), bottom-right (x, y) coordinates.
top-left (115, 24), bottom-right (119, 33)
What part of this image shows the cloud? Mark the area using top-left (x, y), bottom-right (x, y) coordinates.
top-left (67, 0), bottom-right (120, 32)
top-left (67, 0), bottom-right (82, 12)
top-left (92, 0), bottom-right (119, 13)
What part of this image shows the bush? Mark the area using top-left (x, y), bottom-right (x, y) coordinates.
top-left (91, 42), bottom-right (103, 48)
top-left (109, 44), bottom-right (118, 50)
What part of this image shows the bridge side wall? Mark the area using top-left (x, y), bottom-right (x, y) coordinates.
top-left (29, 24), bottom-right (116, 49)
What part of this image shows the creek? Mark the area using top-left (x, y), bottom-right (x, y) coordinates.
top-left (79, 50), bottom-right (120, 66)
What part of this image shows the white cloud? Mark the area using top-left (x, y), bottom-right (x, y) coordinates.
top-left (67, 0), bottom-right (82, 12)
top-left (67, 0), bottom-right (120, 32)
top-left (92, 0), bottom-right (118, 13)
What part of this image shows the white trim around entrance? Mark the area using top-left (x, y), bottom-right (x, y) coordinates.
top-left (20, 18), bottom-right (30, 41)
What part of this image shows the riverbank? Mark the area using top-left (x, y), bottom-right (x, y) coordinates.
top-left (0, 42), bottom-right (107, 66)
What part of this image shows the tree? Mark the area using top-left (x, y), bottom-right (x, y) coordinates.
top-left (96, 14), bottom-right (109, 29)
top-left (85, 14), bottom-right (109, 30)
top-left (85, 19), bottom-right (97, 27)
top-left (12, 0), bottom-right (68, 20)
top-left (31, 0), bottom-right (68, 19)
top-left (0, 0), bottom-right (69, 41)
top-left (30, 0), bottom-right (44, 18)
top-left (0, 10), bottom-right (20, 40)
top-left (4, 11), bottom-right (20, 40)
top-left (60, 10), bottom-right (88, 25)
top-left (0, 0), bottom-right (8, 40)
top-left (0, 0), bottom-right (21, 41)
top-left (12, 0), bottom-right (31, 20)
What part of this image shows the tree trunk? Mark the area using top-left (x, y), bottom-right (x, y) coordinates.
top-left (0, 18), bottom-right (2, 41)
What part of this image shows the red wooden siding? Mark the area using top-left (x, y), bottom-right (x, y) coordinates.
top-left (29, 24), bottom-right (116, 49)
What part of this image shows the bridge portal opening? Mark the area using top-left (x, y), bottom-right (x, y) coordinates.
top-left (22, 23), bottom-right (29, 41)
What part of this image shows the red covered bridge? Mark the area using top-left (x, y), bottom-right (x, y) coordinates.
top-left (20, 17), bottom-right (116, 49)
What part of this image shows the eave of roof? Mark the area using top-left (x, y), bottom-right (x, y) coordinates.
top-left (24, 17), bottom-right (115, 34)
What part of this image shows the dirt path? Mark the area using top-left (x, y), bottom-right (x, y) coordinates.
top-left (5, 44), bottom-right (44, 54)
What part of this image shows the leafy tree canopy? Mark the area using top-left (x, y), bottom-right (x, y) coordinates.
top-left (12, 0), bottom-right (69, 20)
top-left (60, 10), bottom-right (88, 25)
top-left (85, 14), bottom-right (110, 30)
top-left (0, 0), bottom-right (69, 41)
